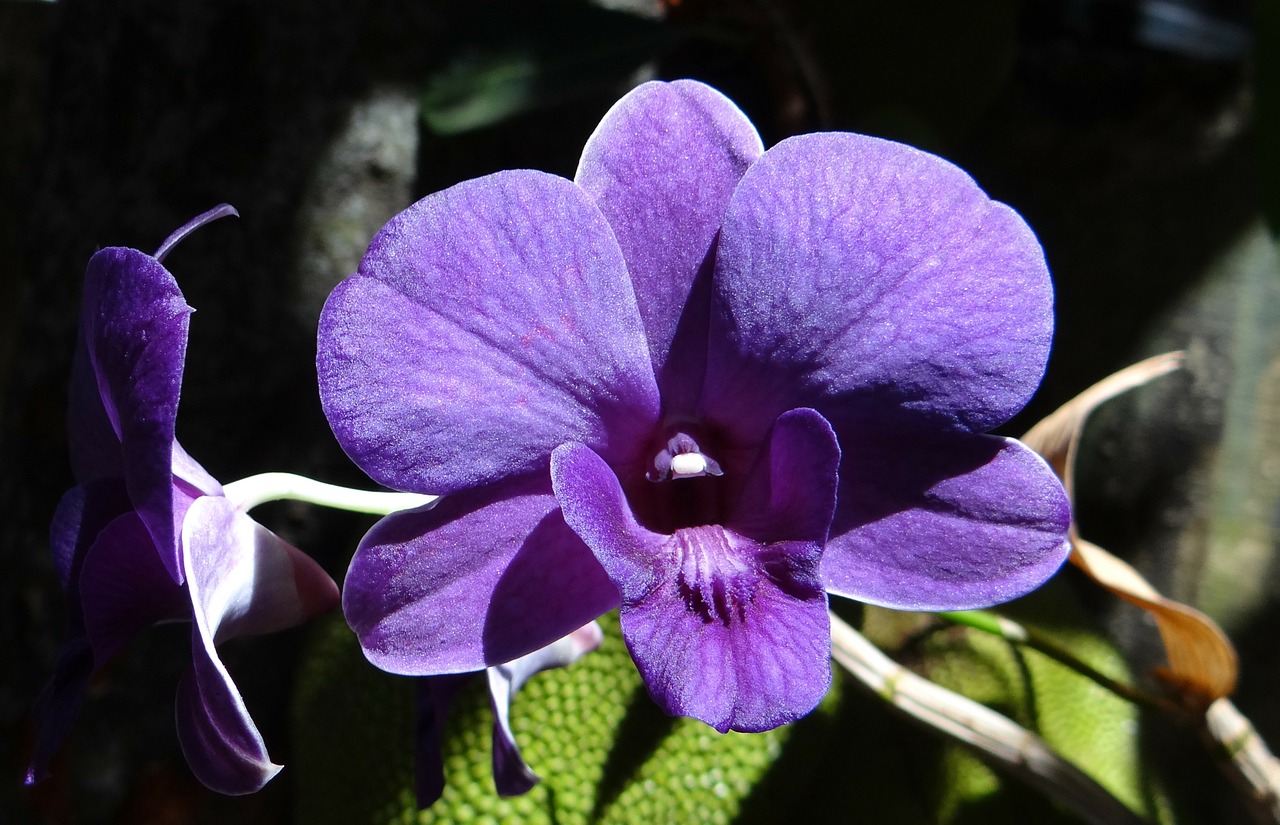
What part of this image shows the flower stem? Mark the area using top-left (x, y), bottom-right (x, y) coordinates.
top-left (222, 472), bottom-right (436, 515)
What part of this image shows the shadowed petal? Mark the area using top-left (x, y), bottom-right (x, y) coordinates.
top-left (175, 496), bottom-right (339, 795)
top-left (49, 479), bottom-right (133, 591)
top-left (702, 132), bottom-right (1053, 445)
top-left (823, 433), bottom-right (1071, 610)
top-left (81, 247), bottom-right (192, 583)
top-left (576, 79), bottom-right (762, 412)
top-left (67, 334), bottom-right (124, 485)
top-left (28, 481), bottom-right (157, 786)
top-left (343, 475), bottom-right (618, 675)
top-left (487, 621), bottom-right (603, 796)
top-left (318, 170), bottom-right (661, 496)
top-left (79, 512), bottom-right (189, 667)
top-left (23, 641), bottom-right (92, 787)
top-left (552, 412), bottom-right (837, 732)
top-left (412, 622), bottom-right (603, 808)
top-left (175, 643), bottom-right (280, 796)
top-left (413, 674), bottom-right (473, 809)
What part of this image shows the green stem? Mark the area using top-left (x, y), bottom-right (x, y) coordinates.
top-left (938, 611), bottom-right (1175, 713)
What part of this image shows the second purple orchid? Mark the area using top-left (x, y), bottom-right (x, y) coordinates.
top-left (318, 79), bottom-right (1073, 733)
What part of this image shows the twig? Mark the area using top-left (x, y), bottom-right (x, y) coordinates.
top-left (1202, 698), bottom-right (1280, 824)
top-left (828, 611), bottom-right (1149, 825)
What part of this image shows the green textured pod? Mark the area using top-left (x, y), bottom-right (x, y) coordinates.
top-left (292, 586), bottom-right (1170, 824)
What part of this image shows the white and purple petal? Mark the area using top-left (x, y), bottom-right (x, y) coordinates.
top-left (823, 433), bottom-right (1071, 610)
top-left (576, 79), bottom-right (763, 413)
top-left (702, 132), bottom-right (1054, 444)
top-left (343, 475), bottom-right (618, 675)
top-left (411, 622), bottom-right (601, 808)
top-left (318, 170), bottom-right (661, 496)
top-left (175, 496), bottom-right (339, 795)
top-left (487, 621), bottom-right (602, 796)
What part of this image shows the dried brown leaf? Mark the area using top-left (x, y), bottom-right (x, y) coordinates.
top-left (1022, 351), bottom-right (1239, 707)
top-left (1022, 351), bottom-right (1185, 498)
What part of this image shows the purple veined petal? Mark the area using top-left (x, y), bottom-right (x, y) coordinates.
top-left (823, 432), bottom-right (1071, 611)
top-left (343, 474), bottom-right (618, 675)
top-left (318, 170), bottom-right (661, 496)
top-left (79, 511), bottom-right (189, 668)
top-left (175, 496), bottom-right (338, 795)
top-left (551, 415), bottom-right (836, 733)
top-left (575, 79), bottom-right (763, 414)
top-left (486, 620), bottom-right (604, 797)
top-left (702, 132), bottom-right (1054, 445)
top-left (81, 246), bottom-right (192, 584)
top-left (413, 674), bottom-right (474, 809)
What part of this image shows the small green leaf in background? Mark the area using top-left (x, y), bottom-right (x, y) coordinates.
top-left (419, 1), bottom-right (669, 136)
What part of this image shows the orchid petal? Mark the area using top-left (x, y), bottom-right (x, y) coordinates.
top-left (23, 641), bottom-right (93, 787)
top-left (552, 413), bottom-right (836, 733)
top-left (729, 408), bottom-right (840, 545)
top-left (413, 674), bottom-right (472, 809)
top-left (823, 433), bottom-right (1071, 610)
top-left (172, 440), bottom-right (222, 498)
top-left (703, 132), bottom-right (1054, 444)
top-left (49, 479), bottom-right (133, 591)
top-left (29, 482), bottom-right (161, 785)
top-left (318, 170), bottom-right (661, 496)
top-left (79, 511), bottom-right (189, 667)
top-left (487, 621), bottom-right (603, 796)
top-left (81, 246), bottom-right (192, 583)
top-left (576, 79), bottom-right (763, 413)
top-left (343, 475), bottom-right (618, 675)
top-left (180, 496), bottom-right (339, 643)
top-left (486, 663), bottom-right (539, 797)
top-left (66, 334), bottom-right (124, 485)
top-left (175, 496), bottom-right (338, 795)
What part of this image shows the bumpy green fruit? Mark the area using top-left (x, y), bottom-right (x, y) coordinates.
top-left (293, 581), bottom-right (1169, 824)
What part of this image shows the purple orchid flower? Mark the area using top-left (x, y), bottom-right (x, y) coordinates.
top-left (28, 206), bottom-right (340, 795)
top-left (318, 80), bottom-right (1072, 734)
top-left (415, 621), bottom-right (602, 808)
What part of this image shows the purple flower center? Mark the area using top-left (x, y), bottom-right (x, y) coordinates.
top-left (672, 526), bottom-right (755, 627)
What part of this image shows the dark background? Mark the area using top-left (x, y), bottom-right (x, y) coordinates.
top-left (2, 0), bottom-right (1277, 822)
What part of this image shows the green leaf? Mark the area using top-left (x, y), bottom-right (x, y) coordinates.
top-left (419, 2), bottom-right (668, 135)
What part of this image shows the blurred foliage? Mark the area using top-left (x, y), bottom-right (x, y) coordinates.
top-left (419, 1), bottom-right (668, 135)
